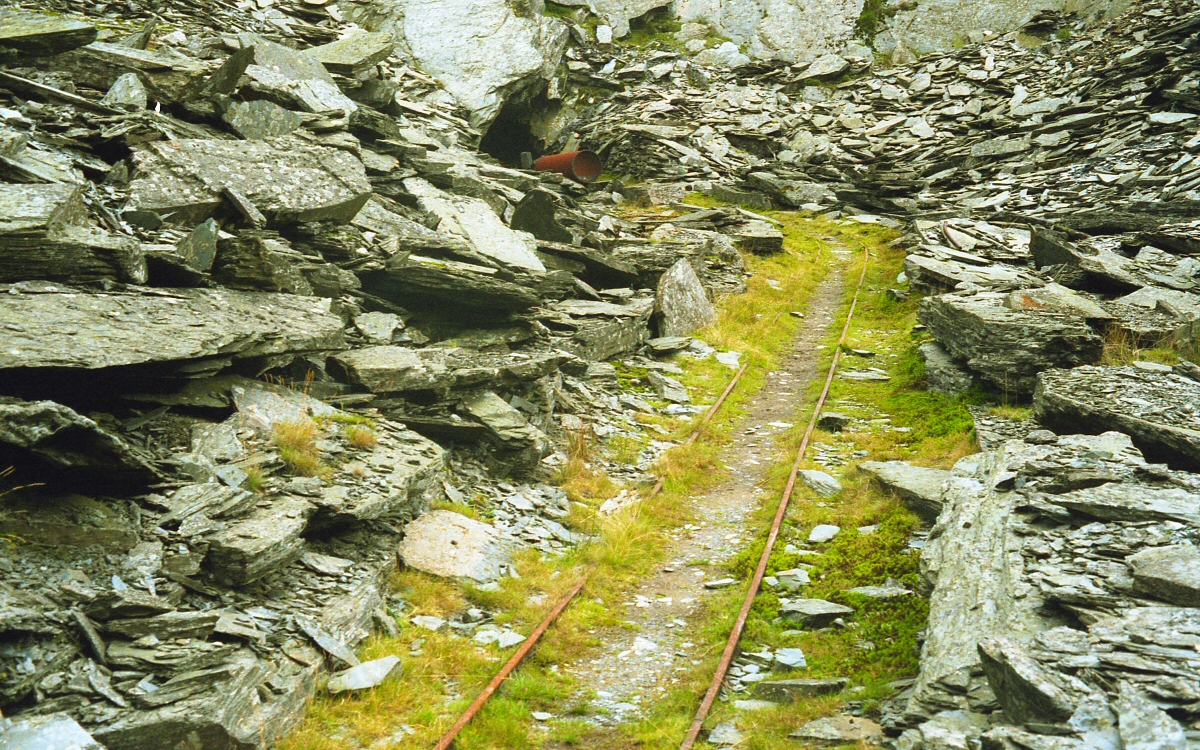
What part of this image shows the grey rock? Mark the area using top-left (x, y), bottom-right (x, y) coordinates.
top-left (808, 523), bottom-right (841, 542)
top-left (398, 509), bottom-right (513, 584)
top-left (0, 9), bottom-right (97, 57)
top-left (359, 0), bottom-right (567, 126)
top-left (411, 615), bottom-right (446, 632)
top-left (403, 178), bottom-right (544, 273)
top-left (204, 496), bottom-right (314, 586)
top-left (800, 470), bottom-right (842, 497)
top-left (800, 53), bottom-right (851, 80)
top-left (367, 254), bottom-right (543, 313)
top-left (127, 137), bottom-right (371, 226)
top-left (707, 721), bottom-right (743, 746)
top-left (918, 292), bottom-right (1103, 395)
top-left (462, 390), bottom-right (548, 472)
top-left (0, 288), bottom-right (344, 372)
top-left (327, 655), bottom-right (402, 693)
top-left (0, 397), bottom-right (159, 488)
top-left (308, 31), bottom-right (394, 75)
top-left (847, 581), bottom-right (911, 599)
top-left (1034, 365), bottom-right (1200, 472)
top-left (773, 647), bottom-right (808, 669)
top-left (545, 298), bottom-right (655, 361)
top-left (105, 611), bottom-right (222, 641)
top-left (1126, 545), bottom-right (1200, 607)
top-left (911, 711), bottom-right (990, 750)
top-left (1113, 688), bottom-right (1188, 750)
top-left (647, 370), bottom-right (689, 403)
top-left (0, 712), bottom-right (104, 750)
top-left (1004, 283), bottom-right (1111, 320)
top-left (754, 678), bottom-right (845, 702)
top-left (50, 42), bottom-right (211, 105)
top-left (511, 189), bottom-right (575, 244)
top-left (818, 411), bottom-right (851, 431)
top-left (99, 72), bottom-right (148, 110)
top-left (221, 99), bottom-right (302, 140)
top-left (858, 460), bottom-right (951, 523)
top-left (780, 598), bottom-right (853, 628)
top-left (977, 637), bottom-right (1076, 723)
top-left (656, 259), bottom-right (717, 338)
top-left (229, 34), bottom-right (358, 113)
top-left (788, 715), bottom-right (883, 746)
top-left (0, 492), bottom-right (140, 549)
top-left (776, 568), bottom-right (810, 591)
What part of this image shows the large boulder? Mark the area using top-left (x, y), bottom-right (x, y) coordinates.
top-left (918, 292), bottom-right (1103, 395)
top-left (345, 0), bottom-right (568, 127)
top-left (398, 509), bottom-right (514, 583)
top-left (675, 0), bottom-right (863, 64)
top-left (1033, 365), bottom-right (1200, 472)
top-left (126, 137), bottom-right (372, 226)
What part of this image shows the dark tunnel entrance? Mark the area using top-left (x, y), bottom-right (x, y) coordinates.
top-left (478, 99), bottom-right (540, 166)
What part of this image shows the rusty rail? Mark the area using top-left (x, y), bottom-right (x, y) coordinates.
top-left (679, 240), bottom-right (871, 750)
top-left (435, 361), bottom-right (750, 749)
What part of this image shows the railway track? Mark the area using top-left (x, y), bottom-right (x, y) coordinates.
top-left (436, 239), bottom-right (871, 749)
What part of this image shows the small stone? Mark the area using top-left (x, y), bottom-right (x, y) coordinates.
top-left (780, 599), bottom-right (853, 628)
top-left (708, 721), bottom-right (743, 746)
top-left (327, 656), bottom-right (402, 694)
top-left (808, 524), bottom-right (841, 543)
top-left (705, 578), bottom-right (737, 589)
top-left (411, 615), bottom-right (446, 632)
top-left (801, 470), bottom-right (842, 497)
top-left (755, 678), bottom-right (846, 702)
top-left (818, 412), bottom-right (851, 431)
top-left (532, 711), bottom-right (552, 721)
top-left (774, 647), bottom-right (807, 669)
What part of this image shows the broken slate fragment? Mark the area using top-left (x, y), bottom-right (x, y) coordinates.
top-left (221, 99), bottom-right (302, 140)
top-left (647, 370), bottom-right (689, 403)
top-left (308, 31), bottom-right (395, 75)
top-left (858, 460), bottom-right (951, 523)
top-left (800, 470), bottom-right (842, 497)
top-left (789, 716), bottom-right (883, 746)
top-left (656, 258), bottom-right (717, 338)
top-left (780, 599), bottom-right (853, 628)
top-left (326, 655), bottom-right (402, 694)
top-left (808, 524), bottom-right (841, 543)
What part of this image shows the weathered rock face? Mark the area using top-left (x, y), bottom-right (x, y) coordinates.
top-left (918, 292), bottom-right (1103, 395)
top-left (1034, 364), bottom-right (1200, 472)
top-left (127, 137), bottom-right (372, 226)
top-left (346, 0), bottom-right (568, 127)
top-left (676, 0), bottom-right (864, 63)
top-left (893, 425), bottom-right (1200, 745)
top-left (877, 0), bottom-right (1127, 60)
top-left (0, 287), bottom-right (345, 372)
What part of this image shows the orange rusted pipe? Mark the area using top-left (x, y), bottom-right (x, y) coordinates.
top-left (679, 239), bottom-right (872, 750)
top-left (533, 150), bottom-right (603, 183)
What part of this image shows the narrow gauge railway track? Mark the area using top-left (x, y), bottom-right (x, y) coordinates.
top-left (436, 238), bottom-right (870, 749)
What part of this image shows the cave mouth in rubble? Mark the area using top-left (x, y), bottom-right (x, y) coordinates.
top-left (479, 100), bottom-right (540, 166)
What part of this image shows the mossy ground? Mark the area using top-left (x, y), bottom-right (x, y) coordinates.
top-left (279, 215), bottom-right (980, 750)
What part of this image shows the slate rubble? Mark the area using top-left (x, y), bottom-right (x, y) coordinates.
top-left (0, 4), bottom-right (753, 745)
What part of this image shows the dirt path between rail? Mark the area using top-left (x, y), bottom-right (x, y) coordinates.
top-left (562, 246), bottom-right (852, 736)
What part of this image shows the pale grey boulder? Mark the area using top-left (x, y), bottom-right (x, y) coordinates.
top-left (656, 258), bottom-right (717, 338)
top-left (398, 509), bottom-right (514, 584)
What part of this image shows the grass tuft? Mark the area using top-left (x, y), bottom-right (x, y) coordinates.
top-left (273, 419), bottom-right (324, 477)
